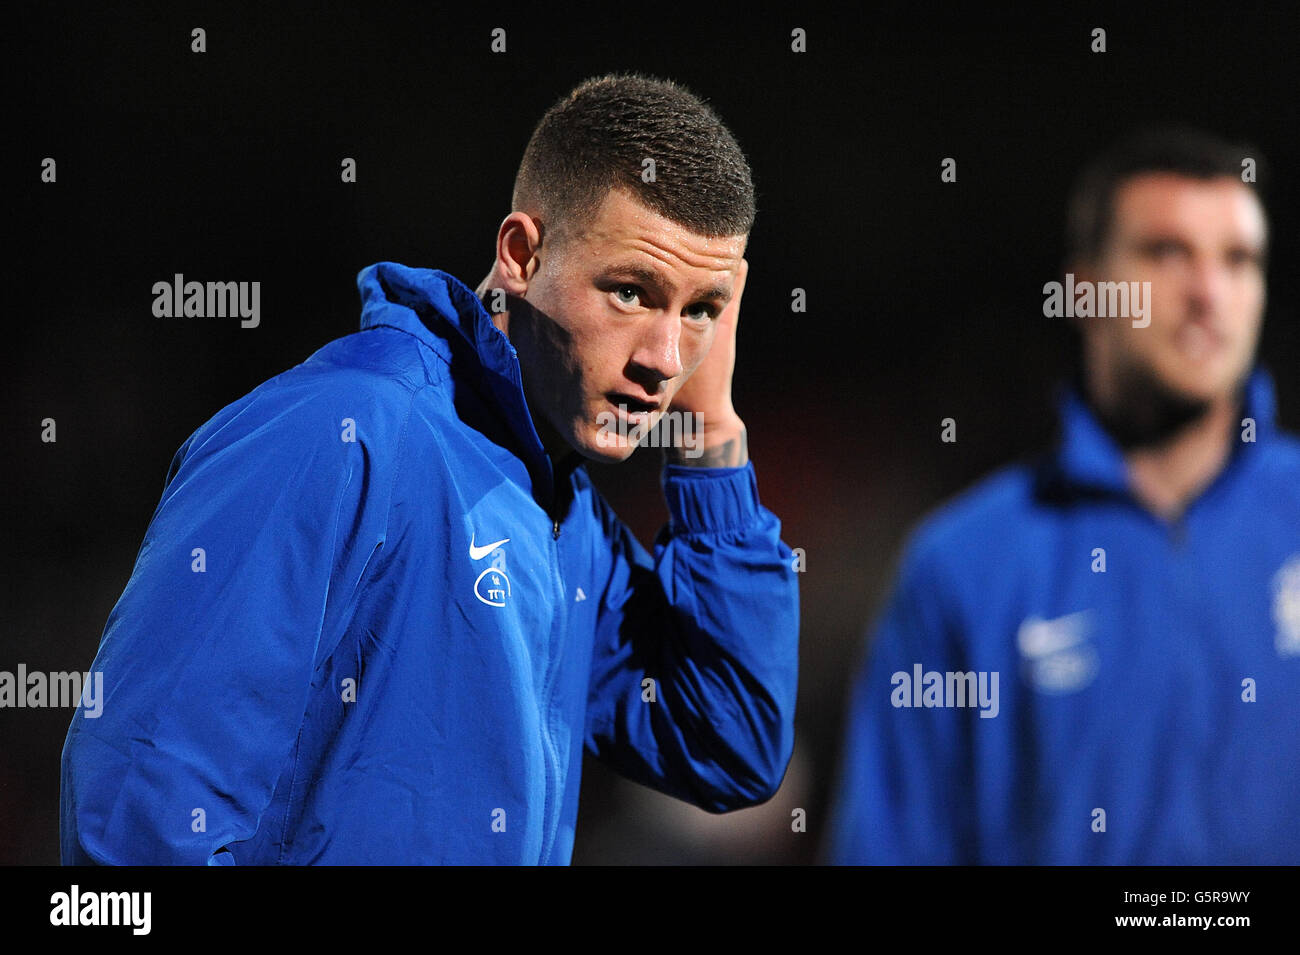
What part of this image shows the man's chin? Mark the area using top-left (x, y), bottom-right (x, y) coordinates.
top-left (1099, 359), bottom-right (1220, 449)
top-left (571, 431), bottom-right (639, 464)
top-left (1153, 355), bottom-right (1250, 406)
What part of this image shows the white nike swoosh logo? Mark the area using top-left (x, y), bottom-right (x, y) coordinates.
top-left (1017, 611), bottom-right (1091, 658)
top-left (469, 535), bottom-right (510, 560)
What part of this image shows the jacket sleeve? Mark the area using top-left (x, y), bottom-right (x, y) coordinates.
top-left (824, 539), bottom-right (979, 864)
top-left (583, 461), bottom-right (799, 812)
top-left (60, 386), bottom-right (392, 865)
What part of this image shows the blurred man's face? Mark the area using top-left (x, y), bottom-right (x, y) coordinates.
top-left (1082, 172), bottom-right (1267, 416)
top-left (508, 186), bottom-right (746, 463)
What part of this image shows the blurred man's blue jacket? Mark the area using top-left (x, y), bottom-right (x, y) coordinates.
top-left (829, 369), bottom-right (1300, 864)
top-left (61, 262), bottom-right (799, 864)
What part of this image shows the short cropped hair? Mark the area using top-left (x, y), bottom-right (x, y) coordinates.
top-left (511, 73), bottom-right (756, 247)
top-left (1064, 126), bottom-right (1267, 266)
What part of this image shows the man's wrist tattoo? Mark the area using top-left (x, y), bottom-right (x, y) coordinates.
top-left (668, 428), bottom-right (748, 467)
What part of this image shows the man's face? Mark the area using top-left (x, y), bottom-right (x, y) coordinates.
top-left (1082, 172), bottom-right (1267, 410)
top-left (507, 187), bottom-right (746, 463)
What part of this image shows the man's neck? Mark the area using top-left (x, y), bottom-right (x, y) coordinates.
top-left (1123, 395), bottom-right (1237, 522)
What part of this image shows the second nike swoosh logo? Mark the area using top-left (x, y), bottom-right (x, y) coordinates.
top-left (469, 536), bottom-right (510, 560)
top-left (1017, 611), bottom-right (1090, 658)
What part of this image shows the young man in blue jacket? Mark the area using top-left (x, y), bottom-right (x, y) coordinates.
top-left (827, 128), bottom-right (1300, 864)
top-left (60, 73), bottom-right (799, 865)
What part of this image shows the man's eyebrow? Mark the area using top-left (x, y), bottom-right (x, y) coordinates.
top-left (1132, 232), bottom-right (1266, 255)
top-left (599, 262), bottom-right (733, 303)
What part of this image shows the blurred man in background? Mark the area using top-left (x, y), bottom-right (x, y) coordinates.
top-left (827, 128), bottom-right (1300, 864)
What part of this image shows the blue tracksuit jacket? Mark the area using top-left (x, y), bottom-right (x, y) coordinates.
top-left (60, 262), bottom-right (799, 865)
top-left (828, 369), bottom-right (1300, 864)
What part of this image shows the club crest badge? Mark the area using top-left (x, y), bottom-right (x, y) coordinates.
top-left (1272, 555), bottom-right (1300, 657)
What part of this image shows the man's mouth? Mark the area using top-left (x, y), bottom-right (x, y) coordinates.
top-left (604, 393), bottom-right (662, 436)
top-left (1173, 321), bottom-right (1226, 361)
top-left (607, 392), bottom-right (660, 415)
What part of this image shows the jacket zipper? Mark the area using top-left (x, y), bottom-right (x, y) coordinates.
top-left (538, 511), bottom-right (567, 863)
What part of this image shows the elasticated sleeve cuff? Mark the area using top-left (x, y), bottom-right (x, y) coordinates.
top-left (661, 461), bottom-right (762, 535)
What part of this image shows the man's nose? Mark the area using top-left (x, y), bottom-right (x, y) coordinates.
top-left (1183, 253), bottom-right (1229, 315)
top-left (629, 310), bottom-right (683, 385)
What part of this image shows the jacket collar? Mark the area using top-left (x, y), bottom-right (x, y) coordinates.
top-left (1042, 365), bottom-right (1277, 499)
top-left (355, 261), bottom-right (574, 508)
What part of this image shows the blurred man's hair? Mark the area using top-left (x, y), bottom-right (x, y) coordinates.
top-left (511, 72), bottom-right (755, 248)
top-left (1065, 126), bottom-right (1267, 267)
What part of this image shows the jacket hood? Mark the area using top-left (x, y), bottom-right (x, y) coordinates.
top-left (355, 261), bottom-right (566, 507)
top-left (1042, 365), bottom-right (1277, 499)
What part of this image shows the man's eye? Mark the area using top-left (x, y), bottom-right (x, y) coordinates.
top-left (614, 285), bottom-right (641, 306)
top-left (685, 304), bottom-right (716, 322)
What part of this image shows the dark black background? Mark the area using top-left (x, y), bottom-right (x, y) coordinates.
top-left (5, 1), bottom-right (1298, 864)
